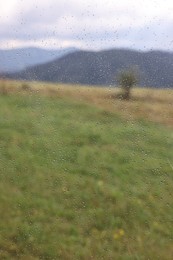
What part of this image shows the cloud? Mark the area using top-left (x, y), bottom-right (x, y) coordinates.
top-left (0, 0), bottom-right (173, 50)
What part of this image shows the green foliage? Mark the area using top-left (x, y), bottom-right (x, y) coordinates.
top-left (117, 69), bottom-right (138, 99)
top-left (0, 93), bottom-right (173, 259)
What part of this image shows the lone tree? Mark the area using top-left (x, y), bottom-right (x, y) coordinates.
top-left (117, 69), bottom-right (138, 100)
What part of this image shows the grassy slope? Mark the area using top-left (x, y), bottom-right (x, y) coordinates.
top-left (0, 81), bottom-right (173, 259)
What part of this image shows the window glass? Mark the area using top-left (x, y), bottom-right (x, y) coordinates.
top-left (0, 1), bottom-right (173, 259)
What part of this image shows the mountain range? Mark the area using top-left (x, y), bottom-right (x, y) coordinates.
top-left (0, 47), bottom-right (77, 72)
top-left (4, 48), bottom-right (173, 88)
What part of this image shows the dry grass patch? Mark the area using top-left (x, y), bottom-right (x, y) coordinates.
top-left (1, 79), bottom-right (173, 127)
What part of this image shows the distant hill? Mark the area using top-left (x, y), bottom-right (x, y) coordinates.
top-left (7, 48), bottom-right (173, 87)
top-left (0, 47), bottom-right (77, 72)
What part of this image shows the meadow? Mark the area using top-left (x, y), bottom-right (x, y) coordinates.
top-left (0, 80), bottom-right (173, 259)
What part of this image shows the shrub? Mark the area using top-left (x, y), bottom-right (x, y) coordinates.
top-left (21, 83), bottom-right (31, 91)
top-left (117, 69), bottom-right (138, 100)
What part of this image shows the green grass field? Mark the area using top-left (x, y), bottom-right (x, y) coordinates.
top-left (0, 81), bottom-right (173, 259)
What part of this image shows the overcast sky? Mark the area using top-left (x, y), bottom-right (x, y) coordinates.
top-left (0, 0), bottom-right (173, 51)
